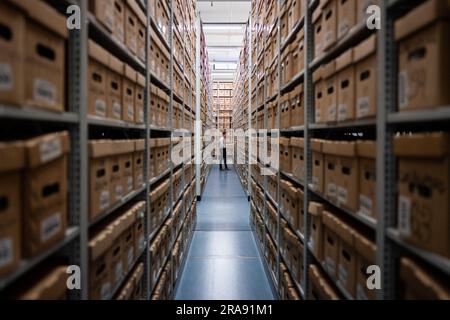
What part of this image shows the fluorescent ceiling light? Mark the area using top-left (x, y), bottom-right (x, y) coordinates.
top-left (203, 25), bottom-right (244, 31)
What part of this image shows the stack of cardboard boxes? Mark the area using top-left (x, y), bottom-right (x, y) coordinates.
top-left (149, 138), bottom-right (171, 179)
top-left (149, 85), bottom-right (170, 129)
top-left (149, 179), bottom-right (170, 234)
top-left (0, 132), bottom-right (70, 279)
top-left (88, 201), bottom-right (145, 300)
top-left (89, 139), bottom-right (144, 221)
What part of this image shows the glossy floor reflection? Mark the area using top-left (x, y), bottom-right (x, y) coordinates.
top-left (174, 166), bottom-right (274, 300)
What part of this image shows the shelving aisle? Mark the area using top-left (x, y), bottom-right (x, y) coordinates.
top-left (174, 166), bottom-right (274, 300)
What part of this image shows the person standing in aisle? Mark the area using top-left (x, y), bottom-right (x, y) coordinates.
top-left (219, 131), bottom-right (229, 171)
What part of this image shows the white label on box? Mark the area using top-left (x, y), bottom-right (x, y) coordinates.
top-left (398, 196), bottom-right (412, 237)
top-left (338, 104), bottom-right (348, 122)
top-left (339, 264), bottom-right (349, 286)
top-left (100, 282), bottom-right (111, 300)
top-left (138, 174), bottom-right (143, 186)
top-left (127, 247), bottom-right (134, 270)
top-left (95, 99), bottom-right (106, 116)
top-left (339, 22), bottom-right (349, 38)
top-left (359, 195), bottom-right (373, 217)
top-left (130, 38), bottom-right (137, 52)
top-left (324, 257), bottom-right (335, 276)
top-left (0, 237), bottom-right (13, 268)
top-left (39, 138), bottom-right (62, 163)
top-left (312, 177), bottom-right (319, 191)
top-left (113, 102), bottom-right (122, 119)
top-left (316, 108), bottom-right (322, 122)
top-left (40, 212), bottom-right (62, 242)
top-left (115, 261), bottom-right (124, 282)
top-left (105, 14), bottom-right (114, 31)
top-left (325, 31), bottom-right (334, 45)
top-left (115, 185), bottom-right (123, 200)
top-left (337, 186), bottom-right (348, 204)
top-left (309, 237), bottom-right (315, 252)
top-left (398, 70), bottom-right (409, 109)
top-left (327, 183), bottom-right (337, 198)
top-left (127, 104), bottom-right (134, 120)
top-left (33, 79), bottom-right (56, 106)
top-left (99, 190), bottom-right (110, 210)
top-left (116, 26), bottom-right (124, 42)
top-left (328, 105), bottom-right (336, 120)
top-left (357, 284), bottom-right (369, 300)
top-left (0, 64), bottom-right (13, 90)
top-left (139, 109), bottom-right (144, 123)
top-left (127, 176), bottom-right (133, 192)
top-left (357, 97), bottom-right (370, 118)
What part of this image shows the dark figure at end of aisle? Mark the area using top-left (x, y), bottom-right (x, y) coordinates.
top-left (219, 131), bottom-right (229, 171)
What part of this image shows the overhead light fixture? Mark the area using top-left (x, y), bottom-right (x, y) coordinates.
top-left (203, 25), bottom-right (244, 31)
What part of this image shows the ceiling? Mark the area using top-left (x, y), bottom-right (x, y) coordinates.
top-left (197, 0), bottom-right (251, 81)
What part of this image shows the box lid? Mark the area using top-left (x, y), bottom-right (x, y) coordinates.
top-left (89, 40), bottom-right (109, 66)
top-left (395, 0), bottom-right (450, 42)
top-left (10, 0), bottom-right (68, 38)
top-left (158, 138), bottom-right (171, 147)
top-left (355, 233), bottom-right (377, 262)
top-left (311, 139), bottom-right (323, 152)
top-left (394, 132), bottom-right (450, 158)
top-left (135, 139), bottom-right (145, 152)
top-left (313, 6), bottom-right (322, 23)
top-left (89, 140), bottom-right (114, 158)
top-left (112, 140), bottom-right (135, 155)
top-left (0, 141), bottom-right (25, 173)
top-left (24, 131), bottom-right (70, 168)
top-left (290, 137), bottom-right (305, 148)
top-left (137, 73), bottom-right (146, 87)
top-left (323, 210), bottom-right (339, 232)
top-left (89, 228), bottom-right (113, 259)
top-left (17, 265), bottom-right (67, 300)
top-left (313, 67), bottom-right (323, 83)
top-left (309, 201), bottom-right (324, 217)
top-left (124, 65), bottom-right (137, 82)
top-left (356, 140), bottom-right (376, 159)
top-left (354, 34), bottom-right (377, 63)
top-left (322, 60), bottom-right (336, 79)
top-left (323, 140), bottom-right (357, 157)
top-left (335, 49), bottom-right (354, 73)
top-left (127, 0), bottom-right (147, 26)
top-left (108, 54), bottom-right (125, 75)
top-left (336, 220), bottom-right (356, 246)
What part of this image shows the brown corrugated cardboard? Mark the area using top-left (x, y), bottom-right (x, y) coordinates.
top-left (313, 7), bottom-right (324, 59)
top-left (395, 0), bottom-right (450, 111)
top-left (309, 264), bottom-right (340, 300)
top-left (322, 0), bottom-right (337, 50)
top-left (121, 151), bottom-right (134, 195)
top-left (135, 4), bottom-right (147, 63)
top-left (394, 132), bottom-right (450, 258)
top-left (17, 265), bottom-right (67, 300)
top-left (109, 229), bottom-right (124, 287)
top-left (322, 210), bottom-right (339, 279)
top-left (291, 137), bottom-right (305, 184)
top-left (291, 29), bottom-right (305, 79)
top-left (90, 0), bottom-right (115, 32)
top-left (354, 35), bottom-right (377, 119)
top-left (125, 0), bottom-right (138, 55)
top-left (313, 67), bottom-right (324, 123)
top-left (133, 139), bottom-right (145, 190)
top-left (357, 140), bottom-right (377, 220)
top-left (14, 0), bottom-right (67, 111)
top-left (336, 49), bottom-right (355, 122)
top-left (336, 219), bottom-right (357, 297)
top-left (89, 40), bottom-right (109, 118)
top-left (337, 0), bottom-right (356, 39)
top-left (135, 73), bottom-right (145, 124)
top-left (355, 233), bottom-right (377, 300)
top-left (311, 139), bottom-right (325, 194)
top-left (309, 202), bottom-right (324, 261)
top-left (280, 3), bottom-right (289, 44)
top-left (107, 54), bottom-right (124, 120)
top-left (113, 0), bottom-right (126, 43)
top-left (400, 257), bottom-right (450, 299)
top-left (123, 65), bottom-right (136, 123)
top-left (289, 0), bottom-right (305, 33)
top-left (290, 84), bottom-right (304, 127)
top-left (323, 141), bottom-right (339, 202)
top-left (89, 228), bottom-right (113, 299)
top-left (0, 2), bottom-right (25, 106)
top-left (322, 60), bottom-right (337, 123)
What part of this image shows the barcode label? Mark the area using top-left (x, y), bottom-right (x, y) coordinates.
top-left (33, 79), bottom-right (56, 106)
top-left (357, 97), bottom-right (370, 118)
top-left (338, 104), bottom-right (348, 122)
top-left (39, 138), bottom-right (62, 163)
top-left (0, 238), bottom-right (13, 268)
top-left (399, 71), bottom-right (409, 109)
top-left (337, 186), bottom-right (348, 205)
top-left (0, 64), bottom-right (13, 90)
top-left (40, 212), bottom-right (62, 242)
top-left (113, 102), bottom-right (122, 119)
top-left (100, 190), bottom-right (110, 210)
top-left (398, 196), bottom-right (412, 237)
top-left (95, 99), bottom-right (106, 117)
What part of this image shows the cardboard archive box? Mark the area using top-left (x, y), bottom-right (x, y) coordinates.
top-left (135, 73), bottom-right (145, 124)
top-left (290, 84), bottom-right (304, 127)
top-left (6, 0), bottom-right (67, 111)
top-left (90, 0), bottom-right (114, 32)
top-left (289, 0), bottom-right (305, 32)
top-left (337, 0), bottom-right (356, 39)
top-left (322, 210), bottom-right (340, 279)
top-left (133, 139), bottom-right (145, 190)
top-left (280, 93), bottom-right (291, 129)
top-left (0, 142), bottom-right (24, 276)
top-left (313, 67), bottom-right (325, 123)
top-left (89, 228), bottom-right (113, 299)
top-left (23, 132), bottom-right (69, 257)
top-left (354, 34), bottom-right (377, 119)
top-left (336, 218), bottom-right (357, 297)
top-left (291, 29), bottom-right (305, 78)
top-left (309, 264), bottom-right (340, 300)
top-left (395, 0), bottom-right (450, 112)
top-left (280, 180), bottom-right (300, 231)
top-left (309, 202), bottom-right (325, 261)
top-left (135, 3), bottom-right (147, 63)
top-left (113, 0), bottom-right (126, 44)
top-left (17, 265), bottom-right (68, 300)
top-left (107, 53), bottom-right (125, 121)
top-left (322, 60), bottom-right (338, 123)
top-left (311, 139), bottom-right (325, 194)
top-left (356, 140), bottom-right (377, 220)
top-left (88, 40), bottom-right (109, 118)
top-left (322, 0), bottom-right (337, 50)
top-left (355, 232), bottom-right (377, 300)
top-left (125, 0), bottom-right (139, 55)
top-left (313, 7), bottom-right (324, 59)
top-left (123, 65), bottom-right (137, 123)
top-left (394, 132), bottom-right (450, 258)
top-left (291, 137), bottom-right (305, 184)
top-left (336, 48), bottom-right (356, 122)
top-left (280, 137), bottom-right (292, 174)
